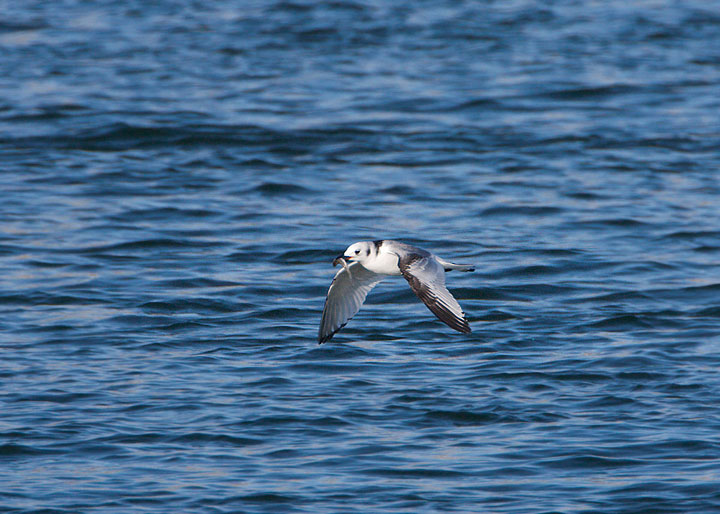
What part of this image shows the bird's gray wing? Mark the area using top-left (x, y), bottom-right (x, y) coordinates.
top-left (398, 253), bottom-right (471, 333)
top-left (319, 262), bottom-right (384, 344)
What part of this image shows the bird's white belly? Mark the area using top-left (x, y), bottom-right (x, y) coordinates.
top-left (362, 252), bottom-right (401, 275)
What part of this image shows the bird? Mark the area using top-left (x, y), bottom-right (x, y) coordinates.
top-left (319, 240), bottom-right (474, 343)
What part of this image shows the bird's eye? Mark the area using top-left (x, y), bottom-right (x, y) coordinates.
top-left (355, 249), bottom-right (360, 254)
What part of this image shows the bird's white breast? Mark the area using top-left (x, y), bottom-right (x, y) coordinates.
top-left (362, 250), bottom-right (402, 275)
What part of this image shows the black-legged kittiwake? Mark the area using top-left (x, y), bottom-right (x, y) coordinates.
top-left (319, 240), bottom-right (474, 343)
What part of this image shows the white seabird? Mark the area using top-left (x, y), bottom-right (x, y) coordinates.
top-left (319, 240), bottom-right (474, 343)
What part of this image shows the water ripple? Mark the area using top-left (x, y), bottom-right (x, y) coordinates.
top-left (1, 0), bottom-right (719, 513)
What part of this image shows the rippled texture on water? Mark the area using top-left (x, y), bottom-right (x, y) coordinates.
top-left (2, 1), bottom-right (720, 512)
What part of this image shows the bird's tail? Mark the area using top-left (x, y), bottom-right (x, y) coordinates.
top-left (437, 258), bottom-right (475, 272)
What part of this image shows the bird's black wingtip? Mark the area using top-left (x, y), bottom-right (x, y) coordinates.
top-left (318, 322), bottom-right (348, 345)
top-left (453, 316), bottom-right (472, 334)
top-left (318, 329), bottom-right (338, 344)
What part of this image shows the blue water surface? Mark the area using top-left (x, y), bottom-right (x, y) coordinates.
top-left (2, 1), bottom-right (720, 512)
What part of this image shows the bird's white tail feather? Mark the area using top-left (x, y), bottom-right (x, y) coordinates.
top-left (436, 257), bottom-right (475, 272)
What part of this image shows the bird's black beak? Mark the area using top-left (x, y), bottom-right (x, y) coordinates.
top-left (332, 255), bottom-right (351, 267)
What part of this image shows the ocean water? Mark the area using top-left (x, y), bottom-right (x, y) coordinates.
top-left (2, 0), bottom-right (720, 512)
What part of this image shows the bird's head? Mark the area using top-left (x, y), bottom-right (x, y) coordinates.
top-left (332, 241), bottom-right (373, 267)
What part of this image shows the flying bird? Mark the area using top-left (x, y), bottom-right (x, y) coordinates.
top-left (319, 240), bottom-right (474, 343)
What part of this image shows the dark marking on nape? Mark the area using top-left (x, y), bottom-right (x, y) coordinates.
top-left (373, 240), bottom-right (383, 251)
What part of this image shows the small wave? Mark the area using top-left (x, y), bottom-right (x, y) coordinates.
top-left (140, 298), bottom-right (239, 314)
top-left (660, 230), bottom-right (720, 241)
top-left (257, 307), bottom-right (309, 320)
top-left (13, 391), bottom-right (98, 404)
top-left (571, 290), bottom-right (653, 304)
top-left (448, 97), bottom-right (503, 112)
top-left (424, 409), bottom-right (504, 425)
top-left (587, 314), bottom-right (653, 330)
top-left (77, 238), bottom-right (224, 254)
top-left (480, 205), bottom-right (563, 217)
top-left (0, 20), bottom-right (49, 32)
top-left (364, 467), bottom-right (467, 478)
top-left (695, 245), bottom-right (720, 253)
top-left (112, 206), bottom-right (224, 221)
top-left (273, 248), bottom-right (330, 264)
top-left (234, 493), bottom-right (298, 504)
top-left (693, 306), bottom-right (720, 317)
top-left (378, 185), bottom-right (416, 195)
top-left (0, 443), bottom-right (61, 457)
top-left (372, 96), bottom-right (501, 114)
top-left (478, 309), bottom-right (518, 321)
top-left (505, 283), bottom-right (580, 298)
top-left (0, 292), bottom-right (109, 306)
top-left (537, 84), bottom-right (641, 101)
top-left (168, 433), bottom-right (263, 446)
top-left (451, 287), bottom-right (530, 302)
top-left (249, 182), bottom-right (315, 195)
top-left (157, 278), bottom-right (240, 289)
top-left (495, 264), bottom-right (563, 278)
top-left (541, 454), bottom-right (644, 470)
top-left (108, 314), bottom-right (176, 327)
top-left (576, 217), bottom-right (651, 228)
top-left (653, 283), bottom-right (720, 303)
top-left (579, 394), bottom-right (645, 408)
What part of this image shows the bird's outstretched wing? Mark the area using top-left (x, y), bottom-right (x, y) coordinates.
top-left (398, 253), bottom-right (471, 333)
top-left (319, 262), bottom-right (384, 343)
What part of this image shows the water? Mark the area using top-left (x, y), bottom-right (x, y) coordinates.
top-left (2, 0), bottom-right (720, 512)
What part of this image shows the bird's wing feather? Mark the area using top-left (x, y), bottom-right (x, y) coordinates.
top-left (319, 262), bottom-right (384, 343)
top-left (399, 253), bottom-right (471, 333)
